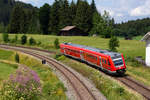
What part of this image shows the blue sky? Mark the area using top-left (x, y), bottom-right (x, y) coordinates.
top-left (17, 0), bottom-right (150, 23)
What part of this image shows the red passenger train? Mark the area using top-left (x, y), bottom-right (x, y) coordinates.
top-left (60, 43), bottom-right (126, 75)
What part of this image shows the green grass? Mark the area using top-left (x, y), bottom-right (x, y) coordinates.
top-left (0, 49), bottom-right (13, 60)
top-left (0, 62), bottom-right (17, 83)
top-left (0, 34), bottom-right (145, 58)
top-left (0, 49), bottom-right (67, 99)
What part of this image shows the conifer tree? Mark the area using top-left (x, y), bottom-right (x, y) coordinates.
top-left (19, 9), bottom-right (28, 33)
top-left (59, 0), bottom-right (72, 29)
top-left (89, 12), bottom-right (104, 36)
top-left (91, 0), bottom-right (97, 13)
top-left (73, 0), bottom-right (91, 33)
top-left (70, 0), bottom-right (76, 25)
top-left (49, 0), bottom-right (60, 34)
top-left (9, 4), bottom-right (23, 33)
top-left (39, 3), bottom-right (50, 34)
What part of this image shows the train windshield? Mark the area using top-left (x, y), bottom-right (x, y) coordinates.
top-left (113, 59), bottom-right (124, 67)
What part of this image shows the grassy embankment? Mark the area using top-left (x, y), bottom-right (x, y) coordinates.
top-left (0, 49), bottom-right (67, 100)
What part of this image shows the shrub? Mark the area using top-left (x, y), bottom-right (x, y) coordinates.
top-left (29, 37), bottom-right (36, 45)
top-left (109, 36), bottom-right (119, 52)
top-left (2, 33), bottom-right (9, 43)
top-left (54, 38), bottom-right (59, 49)
top-left (15, 53), bottom-right (19, 63)
top-left (0, 66), bottom-right (42, 100)
top-left (37, 41), bottom-right (41, 45)
top-left (21, 35), bottom-right (27, 45)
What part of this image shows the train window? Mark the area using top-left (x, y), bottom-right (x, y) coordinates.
top-left (108, 60), bottom-right (111, 65)
top-left (87, 54), bottom-right (97, 60)
top-left (105, 60), bottom-right (107, 64)
top-left (102, 59), bottom-right (104, 63)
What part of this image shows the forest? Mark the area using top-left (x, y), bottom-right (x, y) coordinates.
top-left (0, 0), bottom-right (150, 38)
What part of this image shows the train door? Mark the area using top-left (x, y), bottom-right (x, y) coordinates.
top-left (99, 56), bottom-right (102, 68)
top-left (64, 48), bottom-right (66, 55)
top-left (80, 51), bottom-right (84, 60)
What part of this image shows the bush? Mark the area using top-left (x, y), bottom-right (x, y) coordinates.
top-left (29, 37), bottom-right (36, 45)
top-left (0, 66), bottom-right (42, 100)
top-left (21, 35), bottom-right (27, 45)
top-left (109, 36), bottom-right (119, 52)
top-left (54, 38), bottom-right (59, 49)
top-left (15, 53), bottom-right (19, 63)
top-left (2, 33), bottom-right (9, 43)
top-left (37, 41), bottom-right (41, 45)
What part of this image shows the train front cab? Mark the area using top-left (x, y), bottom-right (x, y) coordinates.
top-left (109, 54), bottom-right (126, 75)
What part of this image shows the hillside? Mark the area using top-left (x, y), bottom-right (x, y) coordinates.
top-left (0, 0), bottom-right (34, 25)
top-left (115, 18), bottom-right (150, 37)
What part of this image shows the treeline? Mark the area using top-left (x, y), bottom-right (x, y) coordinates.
top-left (0, 0), bottom-right (34, 28)
top-left (0, 0), bottom-right (114, 38)
top-left (0, 0), bottom-right (37, 33)
top-left (115, 18), bottom-right (150, 38)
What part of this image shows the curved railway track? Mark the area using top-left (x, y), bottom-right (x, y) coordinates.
top-left (116, 76), bottom-right (150, 100)
top-left (1, 44), bottom-right (150, 100)
top-left (0, 45), bottom-right (97, 100)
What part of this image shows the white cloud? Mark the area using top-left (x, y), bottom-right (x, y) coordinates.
top-left (116, 13), bottom-right (123, 17)
top-left (130, 0), bottom-right (150, 16)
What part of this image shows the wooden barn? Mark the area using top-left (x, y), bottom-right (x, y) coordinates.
top-left (59, 26), bottom-right (88, 36)
top-left (141, 32), bottom-right (150, 66)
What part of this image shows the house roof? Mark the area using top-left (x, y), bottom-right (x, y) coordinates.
top-left (141, 32), bottom-right (150, 41)
top-left (61, 26), bottom-right (76, 31)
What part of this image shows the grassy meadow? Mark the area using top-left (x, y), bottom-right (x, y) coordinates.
top-left (0, 49), bottom-right (67, 100)
top-left (0, 34), bottom-right (145, 58)
top-left (0, 62), bottom-right (17, 85)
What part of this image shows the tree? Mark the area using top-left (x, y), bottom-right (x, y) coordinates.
top-left (89, 12), bottom-right (104, 36)
top-left (109, 36), bottom-right (119, 52)
top-left (70, 0), bottom-right (76, 25)
top-left (54, 38), bottom-right (59, 49)
top-left (15, 53), bottom-right (19, 63)
top-left (2, 33), bottom-right (9, 43)
top-left (59, 0), bottom-right (72, 29)
top-left (21, 34), bottom-right (27, 45)
top-left (73, 0), bottom-right (92, 33)
top-left (27, 9), bottom-right (41, 34)
top-left (9, 4), bottom-right (23, 33)
top-left (0, 22), bottom-right (6, 33)
top-left (91, 0), bottom-right (97, 14)
top-left (39, 3), bottom-right (50, 34)
top-left (29, 37), bottom-right (36, 45)
top-left (19, 9), bottom-right (28, 33)
top-left (101, 10), bottom-right (113, 38)
top-left (49, 0), bottom-right (60, 34)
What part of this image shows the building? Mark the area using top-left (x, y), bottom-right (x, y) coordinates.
top-left (59, 26), bottom-right (88, 36)
top-left (141, 32), bottom-right (150, 66)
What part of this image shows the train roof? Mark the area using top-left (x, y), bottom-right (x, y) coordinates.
top-left (63, 43), bottom-right (121, 58)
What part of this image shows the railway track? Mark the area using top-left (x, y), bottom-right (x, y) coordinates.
top-left (1, 44), bottom-right (150, 100)
top-left (116, 76), bottom-right (150, 100)
top-left (0, 45), bottom-right (97, 100)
